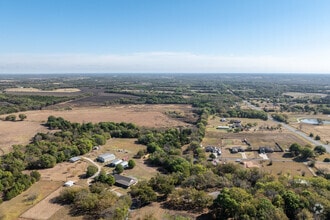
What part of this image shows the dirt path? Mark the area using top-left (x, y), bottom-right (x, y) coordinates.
top-left (81, 156), bottom-right (101, 184)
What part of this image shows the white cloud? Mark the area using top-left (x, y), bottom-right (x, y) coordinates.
top-left (0, 52), bottom-right (329, 73)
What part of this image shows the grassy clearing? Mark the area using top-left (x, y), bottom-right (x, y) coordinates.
top-left (260, 161), bottom-right (313, 178)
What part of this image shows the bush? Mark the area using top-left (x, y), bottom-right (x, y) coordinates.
top-left (115, 164), bottom-right (124, 174)
top-left (324, 158), bottom-right (330, 162)
top-left (30, 170), bottom-right (41, 182)
top-left (5, 114), bottom-right (16, 121)
top-left (86, 165), bottom-right (98, 177)
top-left (314, 145), bottom-right (326, 155)
top-left (128, 159), bottom-right (136, 169)
top-left (315, 135), bottom-right (321, 141)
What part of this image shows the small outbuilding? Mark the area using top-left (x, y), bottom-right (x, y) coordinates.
top-left (108, 158), bottom-right (123, 167)
top-left (97, 153), bottom-right (116, 163)
top-left (113, 174), bottom-right (137, 188)
top-left (69, 156), bottom-right (81, 163)
top-left (64, 180), bottom-right (75, 187)
top-left (120, 161), bottom-right (129, 168)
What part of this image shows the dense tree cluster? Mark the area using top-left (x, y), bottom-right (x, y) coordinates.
top-left (0, 94), bottom-right (73, 115)
top-left (271, 113), bottom-right (289, 123)
top-left (57, 184), bottom-right (131, 219)
top-left (226, 109), bottom-right (268, 120)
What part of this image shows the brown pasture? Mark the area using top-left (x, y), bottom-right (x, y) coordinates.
top-left (18, 104), bottom-right (194, 128)
top-left (0, 180), bottom-right (62, 220)
top-left (0, 120), bottom-right (48, 155)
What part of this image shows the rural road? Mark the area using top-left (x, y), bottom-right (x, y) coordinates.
top-left (243, 101), bottom-right (330, 153)
top-left (81, 156), bottom-right (101, 184)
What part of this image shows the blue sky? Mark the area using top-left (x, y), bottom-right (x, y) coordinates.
top-left (0, 0), bottom-right (330, 73)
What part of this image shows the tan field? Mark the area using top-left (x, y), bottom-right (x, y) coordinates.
top-left (5, 87), bottom-right (81, 93)
top-left (0, 121), bottom-right (48, 155)
top-left (0, 181), bottom-right (62, 220)
top-left (0, 104), bottom-right (193, 154)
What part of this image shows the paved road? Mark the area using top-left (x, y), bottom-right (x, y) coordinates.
top-left (81, 156), bottom-right (101, 184)
top-left (243, 100), bottom-right (330, 153)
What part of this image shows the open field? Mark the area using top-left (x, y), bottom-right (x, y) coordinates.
top-left (13, 104), bottom-right (194, 128)
top-left (0, 120), bottom-right (48, 155)
top-left (260, 161), bottom-right (314, 177)
top-left (5, 87), bottom-right (81, 93)
top-left (19, 187), bottom-right (64, 220)
top-left (4, 88), bottom-right (82, 97)
top-left (283, 92), bottom-right (328, 98)
top-left (0, 181), bottom-right (62, 220)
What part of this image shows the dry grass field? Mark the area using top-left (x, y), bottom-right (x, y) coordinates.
top-left (5, 87), bottom-right (81, 93)
top-left (283, 92), bottom-right (328, 98)
top-left (0, 120), bottom-right (48, 155)
top-left (14, 104), bottom-right (193, 128)
top-left (260, 161), bottom-right (314, 178)
top-left (0, 181), bottom-right (62, 220)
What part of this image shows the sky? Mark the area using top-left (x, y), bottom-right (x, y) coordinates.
top-left (0, 0), bottom-right (330, 74)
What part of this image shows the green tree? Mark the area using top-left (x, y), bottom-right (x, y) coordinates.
top-left (315, 135), bottom-right (321, 141)
top-left (128, 159), bottom-right (136, 169)
top-left (86, 165), bottom-right (98, 177)
top-left (130, 181), bottom-right (157, 207)
top-left (30, 170), bottom-right (41, 182)
top-left (300, 147), bottom-right (314, 160)
top-left (281, 190), bottom-right (302, 219)
top-left (115, 164), bottom-right (124, 174)
top-left (38, 154), bottom-right (56, 168)
top-left (95, 170), bottom-right (115, 186)
top-left (289, 143), bottom-right (302, 157)
top-left (314, 145), bottom-right (326, 155)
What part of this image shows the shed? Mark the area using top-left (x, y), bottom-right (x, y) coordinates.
top-left (64, 180), bottom-right (75, 187)
top-left (109, 158), bottom-right (123, 167)
top-left (120, 161), bottom-right (129, 168)
top-left (97, 153), bottom-right (116, 163)
top-left (113, 174), bottom-right (137, 188)
top-left (69, 156), bottom-right (81, 163)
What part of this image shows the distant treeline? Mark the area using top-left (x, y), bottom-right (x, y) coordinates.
top-left (0, 94), bottom-right (74, 115)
